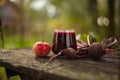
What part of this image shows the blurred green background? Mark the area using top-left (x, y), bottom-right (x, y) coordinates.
top-left (0, 0), bottom-right (119, 49)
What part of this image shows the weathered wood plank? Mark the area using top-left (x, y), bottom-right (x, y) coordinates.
top-left (0, 48), bottom-right (119, 80)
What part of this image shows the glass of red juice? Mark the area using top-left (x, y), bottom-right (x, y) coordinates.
top-left (52, 29), bottom-right (77, 54)
top-left (66, 30), bottom-right (77, 50)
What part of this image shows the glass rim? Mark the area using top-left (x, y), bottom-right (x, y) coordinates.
top-left (54, 29), bottom-right (75, 32)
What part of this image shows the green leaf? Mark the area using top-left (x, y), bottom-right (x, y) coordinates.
top-left (0, 66), bottom-right (7, 80)
top-left (9, 75), bottom-right (21, 80)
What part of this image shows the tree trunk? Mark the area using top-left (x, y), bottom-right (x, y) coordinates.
top-left (88, 0), bottom-right (99, 32)
top-left (18, 0), bottom-right (25, 47)
top-left (118, 0), bottom-right (120, 35)
top-left (0, 5), bottom-right (4, 48)
top-left (107, 0), bottom-right (115, 37)
top-left (0, 18), bottom-right (5, 48)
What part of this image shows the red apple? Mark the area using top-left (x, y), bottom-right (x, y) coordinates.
top-left (32, 41), bottom-right (51, 56)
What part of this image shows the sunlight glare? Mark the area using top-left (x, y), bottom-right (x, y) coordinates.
top-left (30, 0), bottom-right (48, 10)
top-left (47, 4), bottom-right (56, 17)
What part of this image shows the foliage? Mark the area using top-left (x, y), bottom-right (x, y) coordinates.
top-left (0, 66), bottom-right (21, 80)
top-left (0, 0), bottom-right (119, 49)
top-left (0, 66), bottom-right (7, 80)
top-left (9, 75), bottom-right (21, 80)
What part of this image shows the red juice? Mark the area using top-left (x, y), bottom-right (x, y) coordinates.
top-left (52, 29), bottom-right (77, 54)
top-left (52, 30), bottom-right (67, 54)
top-left (69, 30), bottom-right (77, 50)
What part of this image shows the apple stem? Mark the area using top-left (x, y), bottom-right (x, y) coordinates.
top-left (43, 39), bottom-right (44, 43)
top-left (44, 51), bottom-right (62, 65)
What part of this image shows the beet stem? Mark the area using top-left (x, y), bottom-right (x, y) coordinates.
top-left (44, 51), bottom-right (62, 65)
top-left (108, 38), bottom-right (117, 47)
top-left (87, 34), bottom-right (90, 46)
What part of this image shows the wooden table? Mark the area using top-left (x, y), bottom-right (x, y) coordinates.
top-left (0, 48), bottom-right (119, 80)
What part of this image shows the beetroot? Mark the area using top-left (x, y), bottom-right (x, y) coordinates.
top-left (88, 42), bottom-right (105, 59)
top-left (44, 41), bottom-right (107, 65)
top-left (62, 48), bottom-right (76, 59)
top-left (44, 48), bottom-right (88, 65)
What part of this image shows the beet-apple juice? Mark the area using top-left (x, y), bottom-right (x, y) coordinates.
top-left (52, 29), bottom-right (77, 54)
top-left (52, 30), bottom-right (67, 54)
top-left (68, 30), bottom-right (77, 50)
